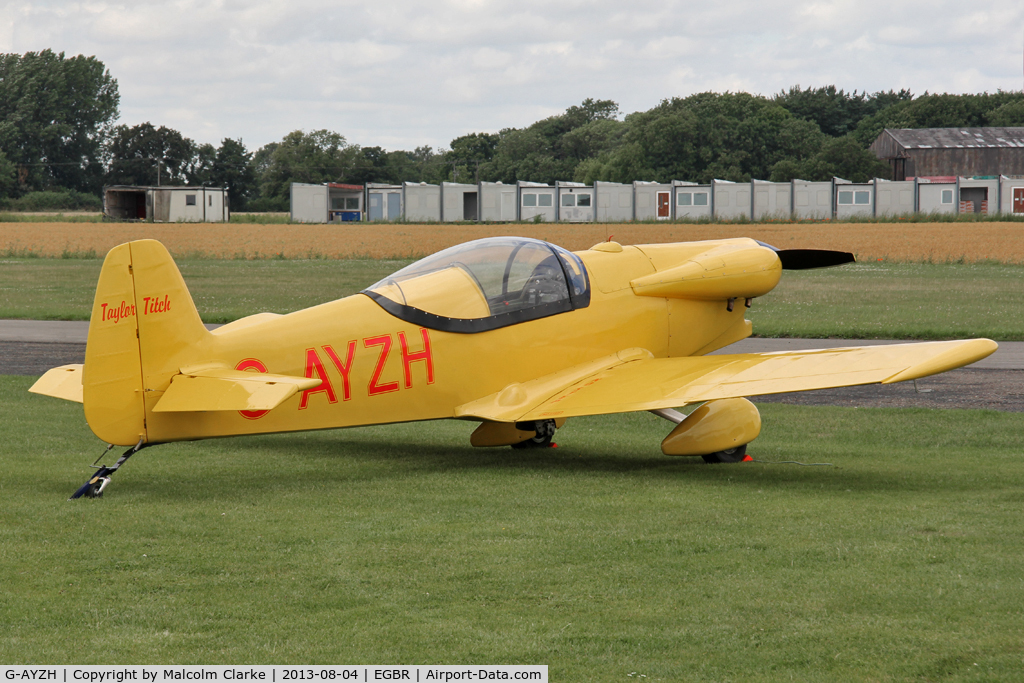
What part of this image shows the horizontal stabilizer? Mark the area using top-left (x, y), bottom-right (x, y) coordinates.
top-left (29, 365), bottom-right (84, 403)
top-left (152, 368), bottom-right (320, 413)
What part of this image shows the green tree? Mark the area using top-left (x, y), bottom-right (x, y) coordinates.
top-left (446, 132), bottom-right (499, 182)
top-left (986, 100), bottom-right (1024, 126)
top-left (208, 139), bottom-right (257, 210)
top-left (473, 99), bottom-right (622, 184)
top-left (0, 149), bottom-right (17, 198)
top-left (186, 143), bottom-right (217, 185)
top-left (592, 92), bottom-right (823, 184)
top-left (480, 128), bottom-right (555, 183)
top-left (255, 130), bottom-right (357, 208)
top-left (558, 118), bottom-right (625, 167)
top-left (348, 146), bottom-right (392, 185)
top-left (774, 86), bottom-right (912, 138)
top-left (0, 50), bottom-right (119, 195)
top-left (770, 135), bottom-right (890, 182)
top-left (853, 91), bottom-right (1024, 144)
top-left (407, 145), bottom-right (447, 184)
top-left (105, 123), bottom-right (196, 186)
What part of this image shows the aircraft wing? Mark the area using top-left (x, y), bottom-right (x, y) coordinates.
top-left (456, 339), bottom-right (997, 422)
top-left (152, 368), bottom-right (321, 413)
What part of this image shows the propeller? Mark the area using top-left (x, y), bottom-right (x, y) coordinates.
top-left (756, 241), bottom-right (855, 270)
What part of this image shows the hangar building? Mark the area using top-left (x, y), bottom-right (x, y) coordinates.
top-left (870, 127), bottom-right (1024, 180)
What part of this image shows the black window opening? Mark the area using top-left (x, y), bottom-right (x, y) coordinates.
top-left (363, 237), bottom-right (591, 334)
top-left (185, 194), bottom-right (197, 206)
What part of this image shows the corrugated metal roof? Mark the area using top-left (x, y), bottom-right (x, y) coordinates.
top-left (885, 127), bottom-right (1024, 149)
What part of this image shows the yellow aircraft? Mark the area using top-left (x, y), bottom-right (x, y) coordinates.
top-left (30, 237), bottom-right (996, 498)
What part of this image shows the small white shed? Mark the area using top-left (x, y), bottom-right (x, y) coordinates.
top-left (291, 183), bottom-right (364, 223)
top-left (672, 181), bottom-right (712, 220)
top-left (290, 183), bottom-right (328, 223)
top-left (105, 185), bottom-right (228, 222)
top-left (791, 179), bottom-right (834, 219)
top-left (480, 182), bottom-right (517, 221)
top-left (557, 182), bottom-right (594, 222)
top-left (441, 182), bottom-right (478, 221)
top-left (958, 177), bottom-right (998, 214)
top-left (328, 183), bottom-right (364, 221)
top-left (367, 184), bottom-right (403, 221)
top-left (873, 179), bottom-right (916, 217)
top-left (633, 181), bottom-right (672, 220)
top-left (594, 181), bottom-right (633, 221)
top-left (711, 180), bottom-right (751, 220)
top-left (834, 179), bottom-right (874, 218)
top-left (518, 181), bottom-right (557, 222)
top-left (999, 176), bottom-right (1024, 214)
top-left (916, 180), bottom-right (956, 215)
top-left (751, 180), bottom-right (792, 220)
top-left (403, 182), bottom-right (441, 222)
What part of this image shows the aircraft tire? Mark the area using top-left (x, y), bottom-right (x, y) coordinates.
top-left (701, 445), bottom-right (748, 464)
top-left (511, 419), bottom-right (556, 449)
top-left (511, 432), bottom-right (553, 449)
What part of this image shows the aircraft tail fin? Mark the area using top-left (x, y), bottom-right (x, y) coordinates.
top-left (83, 240), bottom-right (211, 446)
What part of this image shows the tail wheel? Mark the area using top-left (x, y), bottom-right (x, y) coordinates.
top-left (701, 445), bottom-right (748, 464)
top-left (511, 419), bottom-right (556, 449)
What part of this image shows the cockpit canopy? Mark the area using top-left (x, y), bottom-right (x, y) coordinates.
top-left (363, 237), bottom-right (591, 333)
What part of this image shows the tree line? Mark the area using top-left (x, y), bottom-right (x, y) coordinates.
top-left (4, 50), bottom-right (1024, 212)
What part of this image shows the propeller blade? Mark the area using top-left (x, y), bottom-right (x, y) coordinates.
top-left (776, 249), bottom-right (855, 270)
top-left (755, 242), bottom-right (855, 270)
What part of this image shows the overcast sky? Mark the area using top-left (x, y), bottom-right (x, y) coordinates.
top-left (3, 1), bottom-right (1024, 152)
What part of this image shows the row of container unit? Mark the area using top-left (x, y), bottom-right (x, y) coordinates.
top-left (103, 186), bottom-right (229, 222)
top-left (290, 176), bottom-right (1024, 223)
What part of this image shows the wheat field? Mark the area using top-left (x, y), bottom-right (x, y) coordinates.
top-left (2, 221), bottom-right (1022, 262)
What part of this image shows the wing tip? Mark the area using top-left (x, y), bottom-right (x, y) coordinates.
top-left (882, 338), bottom-right (998, 385)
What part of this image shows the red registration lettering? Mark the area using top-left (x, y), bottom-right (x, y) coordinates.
top-left (299, 347), bottom-right (338, 409)
top-left (364, 335), bottom-right (400, 396)
top-left (323, 342), bottom-right (356, 401)
top-left (235, 358), bottom-right (269, 419)
top-left (398, 328), bottom-right (434, 388)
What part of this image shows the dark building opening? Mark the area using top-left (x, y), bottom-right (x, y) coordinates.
top-left (959, 187), bottom-right (988, 213)
top-left (104, 188), bottom-right (148, 220)
top-left (463, 192), bottom-right (478, 221)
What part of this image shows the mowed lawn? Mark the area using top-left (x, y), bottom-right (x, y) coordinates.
top-left (1, 258), bottom-right (1024, 339)
top-left (2, 375), bottom-right (1023, 680)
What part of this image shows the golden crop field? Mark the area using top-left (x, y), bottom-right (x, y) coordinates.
top-left (2, 221), bottom-right (1023, 263)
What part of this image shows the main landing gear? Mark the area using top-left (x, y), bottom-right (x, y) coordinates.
top-left (651, 402), bottom-right (758, 463)
top-left (700, 445), bottom-right (749, 464)
top-left (69, 438), bottom-right (147, 500)
top-left (511, 419), bottom-right (557, 449)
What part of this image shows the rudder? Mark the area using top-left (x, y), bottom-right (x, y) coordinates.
top-left (83, 240), bottom-right (210, 446)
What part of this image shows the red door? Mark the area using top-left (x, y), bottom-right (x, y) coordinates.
top-left (1014, 187), bottom-right (1024, 214)
top-left (657, 191), bottom-right (670, 219)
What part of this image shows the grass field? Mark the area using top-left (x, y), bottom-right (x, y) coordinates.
top-left (3, 220), bottom-right (1024, 262)
top-left (1, 375), bottom-right (1022, 679)
top-left (2, 258), bottom-right (1022, 340)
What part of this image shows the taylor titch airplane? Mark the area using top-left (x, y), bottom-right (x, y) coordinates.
top-left (30, 236), bottom-right (997, 497)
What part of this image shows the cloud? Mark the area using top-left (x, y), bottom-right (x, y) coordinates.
top-left (3, 0), bottom-right (1024, 151)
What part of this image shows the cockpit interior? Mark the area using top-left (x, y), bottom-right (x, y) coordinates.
top-left (363, 237), bottom-right (591, 333)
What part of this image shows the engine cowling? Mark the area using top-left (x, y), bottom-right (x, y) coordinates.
top-left (661, 398), bottom-right (761, 456)
top-left (630, 242), bottom-right (781, 301)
